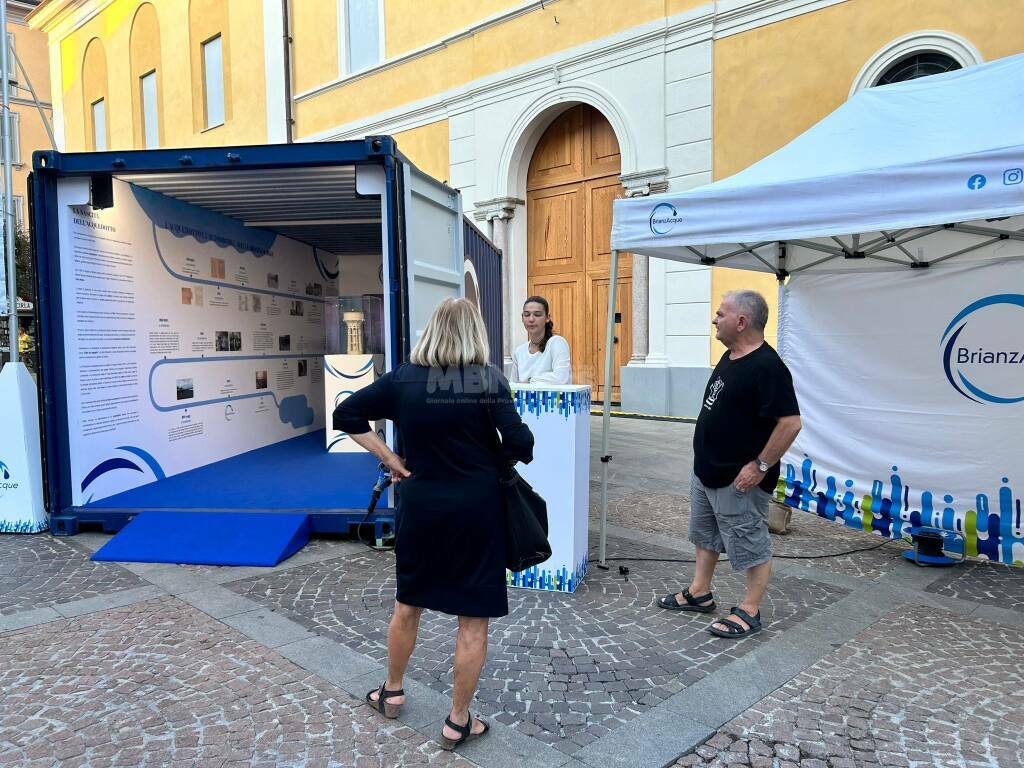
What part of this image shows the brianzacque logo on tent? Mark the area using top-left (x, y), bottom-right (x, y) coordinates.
top-left (941, 294), bottom-right (1024, 404)
top-left (0, 459), bottom-right (18, 498)
top-left (649, 203), bottom-right (684, 235)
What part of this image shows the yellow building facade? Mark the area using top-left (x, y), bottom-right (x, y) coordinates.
top-left (29, 0), bottom-right (1024, 414)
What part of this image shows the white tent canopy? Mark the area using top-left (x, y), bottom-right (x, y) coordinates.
top-left (596, 53), bottom-right (1024, 565)
top-left (610, 52), bottom-right (1024, 276)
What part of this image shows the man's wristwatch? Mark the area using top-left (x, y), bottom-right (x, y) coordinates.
top-left (755, 458), bottom-right (770, 473)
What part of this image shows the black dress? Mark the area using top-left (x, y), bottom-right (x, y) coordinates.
top-left (332, 363), bottom-right (534, 618)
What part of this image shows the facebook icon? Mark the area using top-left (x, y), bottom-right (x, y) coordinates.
top-left (967, 174), bottom-right (987, 190)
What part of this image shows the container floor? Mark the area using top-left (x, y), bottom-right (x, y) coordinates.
top-left (83, 430), bottom-right (387, 511)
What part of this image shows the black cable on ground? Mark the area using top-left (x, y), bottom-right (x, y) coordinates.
top-left (591, 537), bottom-right (894, 565)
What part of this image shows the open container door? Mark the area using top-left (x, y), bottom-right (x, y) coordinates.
top-left (400, 163), bottom-right (464, 344)
top-left (29, 139), bottom-right (454, 536)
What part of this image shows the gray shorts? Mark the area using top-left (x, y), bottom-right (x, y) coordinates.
top-left (689, 473), bottom-right (772, 572)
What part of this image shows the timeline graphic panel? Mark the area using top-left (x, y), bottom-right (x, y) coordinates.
top-left (58, 178), bottom-right (338, 505)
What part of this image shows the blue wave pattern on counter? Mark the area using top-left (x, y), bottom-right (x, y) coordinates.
top-left (513, 389), bottom-right (592, 419)
top-left (507, 555), bottom-right (588, 592)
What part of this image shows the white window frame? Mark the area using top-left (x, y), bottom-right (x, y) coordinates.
top-left (140, 70), bottom-right (159, 148)
top-left (338, 0), bottom-right (385, 76)
top-left (91, 97), bottom-right (106, 151)
top-left (2, 110), bottom-right (20, 165)
top-left (6, 33), bottom-right (16, 86)
top-left (12, 195), bottom-right (24, 229)
top-left (849, 31), bottom-right (983, 96)
top-left (202, 34), bottom-right (225, 129)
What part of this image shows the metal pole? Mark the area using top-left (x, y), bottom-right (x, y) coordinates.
top-left (598, 248), bottom-right (619, 567)
top-left (13, 48), bottom-right (56, 150)
top-left (1, 0), bottom-right (18, 364)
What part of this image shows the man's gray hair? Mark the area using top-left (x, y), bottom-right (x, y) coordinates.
top-left (726, 290), bottom-right (769, 332)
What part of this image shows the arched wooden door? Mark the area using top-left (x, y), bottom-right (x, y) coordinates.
top-left (526, 104), bottom-right (631, 402)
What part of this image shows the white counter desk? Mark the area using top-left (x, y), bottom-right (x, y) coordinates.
top-left (508, 383), bottom-right (591, 592)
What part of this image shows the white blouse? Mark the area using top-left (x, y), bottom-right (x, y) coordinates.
top-left (511, 335), bottom-right (572, 384)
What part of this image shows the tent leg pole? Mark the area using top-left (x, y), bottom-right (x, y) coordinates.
top-left (598, 249), bottom-right (619, 569)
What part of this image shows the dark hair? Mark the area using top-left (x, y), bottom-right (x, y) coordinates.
top-left (524, 295), bottom-right (554, 352)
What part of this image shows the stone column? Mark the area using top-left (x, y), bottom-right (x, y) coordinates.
top-left (618, 169), bottom-right (668, 366)
top-left (473, 196), bottom-right (524, 369)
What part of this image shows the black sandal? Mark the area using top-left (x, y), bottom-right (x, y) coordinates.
top-left (365, 682), bottom-right (404, 719)
top-left (439, 712), bottom-right (490, 750)
top-left (658, 588), bottom-right (716, 613)
top-left (708, 606), bottom-right (762, 638)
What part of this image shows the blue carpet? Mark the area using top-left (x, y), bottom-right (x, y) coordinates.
top-left (92, 511), bottom-right (311, 566)
top-left (86, 430), bottom-right (387, 510)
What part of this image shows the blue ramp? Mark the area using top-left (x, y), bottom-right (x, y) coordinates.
top-left (92, 511), bottom-right (311, 566)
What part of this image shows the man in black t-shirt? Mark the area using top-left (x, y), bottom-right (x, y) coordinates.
top-left (658, 290), bottom-right (801, 639)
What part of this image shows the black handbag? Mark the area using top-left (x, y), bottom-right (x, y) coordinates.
top-left (483, 373), bottom-right (551, 572)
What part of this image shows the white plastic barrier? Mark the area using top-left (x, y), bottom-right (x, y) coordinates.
top-left (0, 362), bottom-right (46, 533)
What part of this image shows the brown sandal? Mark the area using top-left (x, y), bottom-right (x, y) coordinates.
top-left (365, 682), bottom-right (404, 719)
top-left (439, 712), bottom-right (490, 750)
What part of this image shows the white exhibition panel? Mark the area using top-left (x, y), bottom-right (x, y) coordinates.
top-left (510, 384), bottom-right (591, 592)
top-left (324, 353), bottom-right (384, 452)
top-left (778, 261), bottom-right (1024, 564)
top-left (0, 362), bottom-right (46, 533)
top-left (57, 177), bottom-right (339, 506)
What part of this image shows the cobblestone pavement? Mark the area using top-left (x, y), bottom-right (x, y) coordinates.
top-left (227, 535), bottom-right (848, 753)
top-left (0, 532), bottom-right (146, 616)
top-left (0, 597), bottom-right (475, 768)
top-left (592, 487), bottom-right (911, 580)
top-left (926, 560), bottom-right (1024, 614)
top-left (589, 418), bottom-right (913, 580)
top-left (179, 536), bottom-right (362, 578)
top-left (2, 416), bottom-right (1022, 768)
top-left (672, 606), bottom-right (1024, 768)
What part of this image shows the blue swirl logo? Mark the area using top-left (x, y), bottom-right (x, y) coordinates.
top-left (649, 203), bottom-right (683, 236)
top-left (0, 460), bottom-right (9, 480)
top-left (941, 294), bottom-right (1024, 404)
top-left (80, 446), bottom-right (166, 503)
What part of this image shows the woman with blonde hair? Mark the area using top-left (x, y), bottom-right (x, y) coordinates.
top-left (333, 297), bottom-right (534, 750)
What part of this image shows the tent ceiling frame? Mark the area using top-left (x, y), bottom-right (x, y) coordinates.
top-left (759, 220), bottom-right (1024, 278)
top-left (929, 234), bottom-right (1009, 266)
top-left (707, 240), bottom-right (773, 266)
top-left (788, 253), bottom-right (838, 274)
top-left (950, 222), bottom-right (1024, 242)
top-left (879, 230), bottom-right (922, 264)
top-left (789, 239), bottom-right (846, 257)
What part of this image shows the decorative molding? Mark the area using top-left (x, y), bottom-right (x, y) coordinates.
top-left (849, 30), bottom-right (983, 96)
top-left (299, 5), bottom-right (715, 144)
top-left (619, 168), bottom-right (669, 197)
top-left (712, 0), bottom-right (848, 39)
top-left (496, 81), bottom-right (639, 192)
top-left (295, 0), bottom-right (565, 103)
top-left (10, 97), bottom-right (53, 110)
top-left (472, 196), bottom-right (524, 222)
top-left (27, 0), bottom-right (114, 37)
top-left (299, 0), bottom-right (837, 106)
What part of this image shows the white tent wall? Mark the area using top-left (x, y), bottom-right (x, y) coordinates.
top-left (779, 262), bottom-right (1024, 565)
top-left (598, 53), bottom-right (1024, 566)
